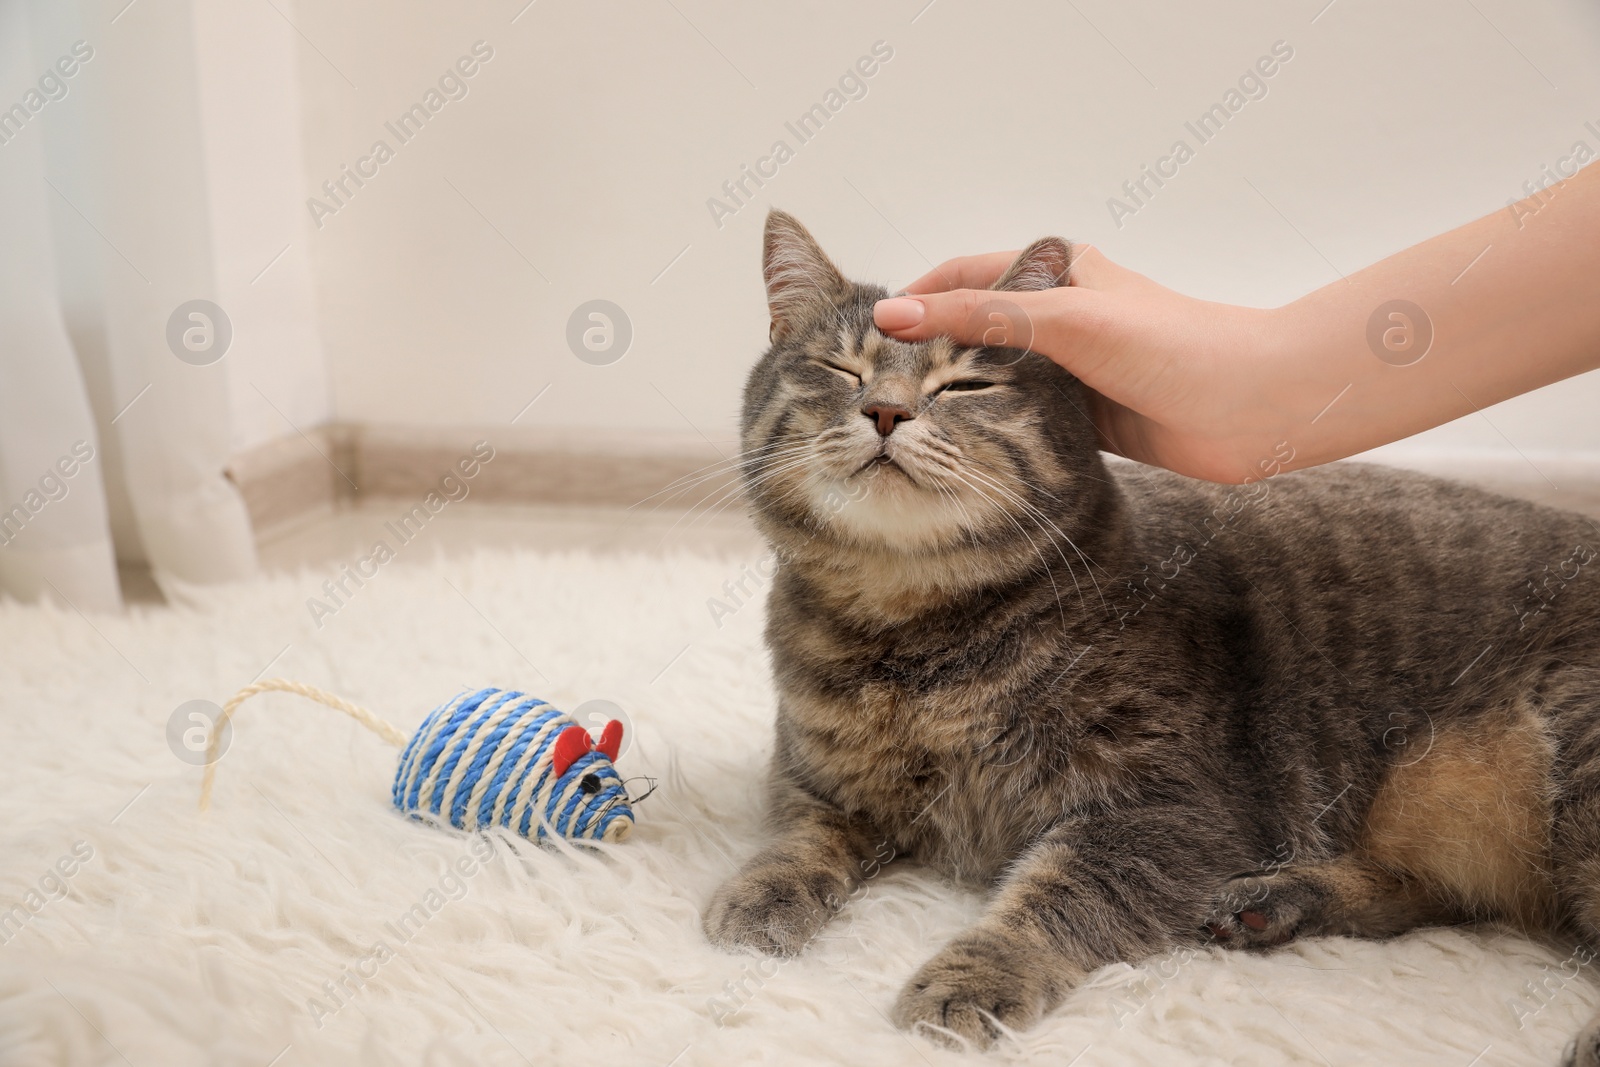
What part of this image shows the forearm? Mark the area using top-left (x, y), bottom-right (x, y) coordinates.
top-left (757, 776), bottom-right (877, 866)
top-left (1267, 162), bottom-right (1600, 470)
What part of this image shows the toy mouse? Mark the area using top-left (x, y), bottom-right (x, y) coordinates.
top-left (199, 680), bottom-right (640, 843)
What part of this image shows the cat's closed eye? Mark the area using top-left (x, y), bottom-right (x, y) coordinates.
top-left (940, 380), bottom-right (996, 393)
top-left (817, 361), bottom-right (862, 385)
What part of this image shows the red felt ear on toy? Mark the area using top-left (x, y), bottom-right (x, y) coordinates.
top-left (596, 719), bottom-right (623, 762)
top-left (551, 724), bottom-right (593, 778)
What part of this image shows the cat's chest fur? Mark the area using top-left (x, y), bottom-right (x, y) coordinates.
top-left (767, 577), bottom-right (1113, 882)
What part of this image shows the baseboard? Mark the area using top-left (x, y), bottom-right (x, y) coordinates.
top-left (1350, 444), bottom-right (1600, 517)
top-left (1351, 443), bottom-right (1600, 486)
top-left (225, 425), bottom-right (349, 533)
top-left (228, 424), bottom-right (736, 534)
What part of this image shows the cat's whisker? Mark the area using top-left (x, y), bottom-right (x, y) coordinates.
top-left (633, 455), bottom-right (809, 530)
top-left (947, 462), bottom-right (1087, 617)
top-left (649, 447), bottom-right (820, 547)
top-left (679, 451), bottom-right (826, 533)
top-left (631, 435), bottom-right (817, 514)
top-left (994, 467), bottom-right (1118, 583)
top-left (943, 466), bottom-right (1072, 629)
top-left (960, 460), bottom-right (1109, 615)
top-left (633, 434), bottom-right (809, 504)
top-left (928, 478), bottom-right (982, 551)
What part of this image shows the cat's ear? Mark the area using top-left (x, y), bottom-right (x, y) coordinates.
top-left (990, 237), bottom-right (1073, 293)
top-left (764, 209), bottom-right (848, 341)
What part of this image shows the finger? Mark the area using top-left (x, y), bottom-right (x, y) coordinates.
top-left (873, 287), bottom-right (1081, 354)
top-left (903, 252), bottom-right (1020, 295)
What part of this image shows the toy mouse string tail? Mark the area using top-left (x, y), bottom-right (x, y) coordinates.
top-left (198, 678), bottom-right (409, 813)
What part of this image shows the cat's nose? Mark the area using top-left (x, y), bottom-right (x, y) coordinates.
top-left (862, 403), bottom-right (913, 437)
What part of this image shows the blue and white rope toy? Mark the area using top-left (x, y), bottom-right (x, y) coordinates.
top-left (199, 679), bottom-right (637, 843)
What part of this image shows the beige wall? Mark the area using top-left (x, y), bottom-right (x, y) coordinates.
top-left (291, 0), bottom-right (1600, 462)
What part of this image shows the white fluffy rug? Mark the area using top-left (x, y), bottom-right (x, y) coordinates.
top-left (1, 546), bottom-right (1594, 1066)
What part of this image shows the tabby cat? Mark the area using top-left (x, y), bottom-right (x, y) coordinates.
top-left (703, 209), bottom-right (1600, 1062)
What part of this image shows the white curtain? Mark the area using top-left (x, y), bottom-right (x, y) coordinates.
top-left (0, 0), bottom-right (258, 611)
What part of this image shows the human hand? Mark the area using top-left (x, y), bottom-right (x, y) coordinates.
top-left (872, 246), bottom-right (1288, 483)
top-left (873, 164), bottom-right (1600, 484)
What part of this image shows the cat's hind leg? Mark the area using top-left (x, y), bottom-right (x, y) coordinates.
top-left (1207, 855), bottom-right (1458, 948)
top-left (1211, 702), bottom-right (1558, 950)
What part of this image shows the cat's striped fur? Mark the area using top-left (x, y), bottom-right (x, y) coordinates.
top-left (704, 210), bottom-right (1600, 1061)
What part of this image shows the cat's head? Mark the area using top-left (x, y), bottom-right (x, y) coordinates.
top-left (740, 210), bottom-right (1104, 563)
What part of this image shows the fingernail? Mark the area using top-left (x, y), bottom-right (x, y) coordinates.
top-left (873, 297), bottom-right (924, 331)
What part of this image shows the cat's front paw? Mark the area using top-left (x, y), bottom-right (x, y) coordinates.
top-left (893, 931), bottom-right (1059, 1049)
top-left (703, 863), bottom-right (843, 956)
top-left (1205, 872), bottom-right (1309, 949)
